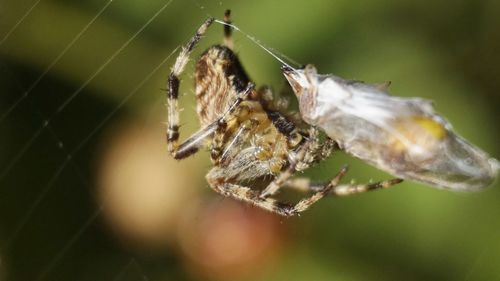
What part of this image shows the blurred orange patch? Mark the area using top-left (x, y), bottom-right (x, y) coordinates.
top-left (97, 119), bottom-right (203, 249)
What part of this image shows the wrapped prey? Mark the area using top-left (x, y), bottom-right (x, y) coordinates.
top-left (282, 65), bottom-right (498, 190)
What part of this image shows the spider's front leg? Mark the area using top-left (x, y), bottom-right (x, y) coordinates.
top-left (283, 175), bottom-right (403, 196)
top-left (261, 132), bottom-right (401, 201)
top-left (166, 17), bottom-right (214, 158)
top-left (216, 164), bottom-right (399, 216)
top-left (208, 182), bottom-right (298, 217)
top-left (206, 129), bottom-right (339, 217)
top-left (206, 167), bottom-right (344, 217)
top-left (211, 116), bottom-right (257, 165)
top-left (168, 82), bottom-right (255, 160)
top-left (166, 11), bottom-right (239, 159)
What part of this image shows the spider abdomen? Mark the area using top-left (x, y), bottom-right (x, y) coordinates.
top-left (195, 45), bottom-right (250, 125)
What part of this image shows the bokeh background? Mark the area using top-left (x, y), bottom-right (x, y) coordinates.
top-left (1, 0), bottom-right (499, 280)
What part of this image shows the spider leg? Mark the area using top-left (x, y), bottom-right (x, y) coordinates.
top-left (295, 131), bottom-right (339, 171)
top-left (260, 128), bottom-right (337, 198)
top-left (223, 9), bottom-right (233, 50)
top-left (171, 123), bottom-right (218, 160)
top-left (283, 173), bottom-right (403, 196)
top-left (315, 138), bottom-right (338, 163)
top-left (206, 164), bottom-right (351, 216)
top-left (329, 178), bottom-right (403, 196)
top-left (207, 180), bottom-right (292, 216)
top-left (170, 82), bottom-right (255, 160)
top-left (206, 136), bottom-right (336, 216)
top-left (259, 144), bottom-right (307, 198)
top-left (213, 118), bottom-right (256, 165)
top-left (209, 122), bottom-right (228, 162)
top-left (207, 179), bottom-right (335, 217)
top-left (259, 127), bottom-right (400, 197)
top-left (291, 166), bottom-right (348, 213)
top-left (167, 17), bottom-right (214, 154)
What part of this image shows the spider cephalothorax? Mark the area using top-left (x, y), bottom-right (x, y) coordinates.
top-left (165, 11), bottom-right (401, 216)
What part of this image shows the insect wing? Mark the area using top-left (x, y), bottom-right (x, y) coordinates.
top-left (283, 66), bottom-right (499, 190)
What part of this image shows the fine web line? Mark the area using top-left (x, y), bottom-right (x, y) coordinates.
top-left (110, 259), bottom-right (138, 281)
top-left (0, 63), bottom-right (88, 250)
top-left (0, 0), bottom-right (43, 46)
top-left (3, 46), bottom-right (178, 280)
top-left (213, 20), bottom-right (301, 71)
top-left (35, 207), bottom-right (102, 281)
top-left (1, 0), bottom-right (177, 278)
top-left (0, 0), bottom-right (174, 183)
top-left (110, 260), bottom-right (136, 281)
top-left (111, 259), bottom-right (152, 281)
top-left (0, 0), bottom-right (116, 125)
top-left (187, 0), bottom-right (301, 71)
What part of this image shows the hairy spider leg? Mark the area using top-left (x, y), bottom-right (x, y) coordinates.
top-left (258, 126), bottom-right (402, 199)
top-left (284, 175), bottom-right (403, 196)
top-left (170, 81), bottom-right (254, 159)
top-left (207, 155), bottom-right (349, 217)
top-left (166, 15), bottom-right (254, 160)
top-left (223, 9), bottom-right (233, 50)
top-left (167, 17), bottom-right (215, 154)
top-left (259, 127), bottom-right (318, 198)
top-left (216, 118), bottom-right (256, 165)
top-left (259, 131), bottom-right (339, 198)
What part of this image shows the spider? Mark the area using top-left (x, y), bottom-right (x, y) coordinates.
top-left (165, 11), bottom-right (402, 216)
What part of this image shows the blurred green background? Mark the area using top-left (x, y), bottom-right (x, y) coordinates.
top-left (0, 0), bottom-right (499, 280)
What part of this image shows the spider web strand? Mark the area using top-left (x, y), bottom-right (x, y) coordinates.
top-left (1, 46), bottom-right (178, 253)
top-left (0, 0), bottom-right (116, 124)
top-left (0, 0), bottom-right (174, 182)
top-left (0, 0), bottom-right (43, 46)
